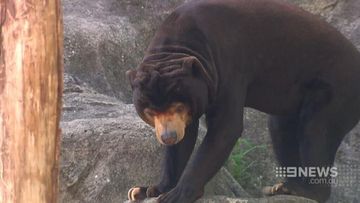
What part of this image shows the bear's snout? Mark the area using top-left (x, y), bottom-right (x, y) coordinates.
top-left (160, 130), bottom-right (178, 145)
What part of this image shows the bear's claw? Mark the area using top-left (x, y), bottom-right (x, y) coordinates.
top-left (128, 186), bottom-right (147, 201)
top-left (146, 186), bottom-right (162, 198)
top-left (262, 182), bottom-right (294, 196)
top-left (128, 185), bottom-right (164, 201)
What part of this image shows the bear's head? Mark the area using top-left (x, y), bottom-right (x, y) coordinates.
top-left (127, 53), bottom-right (211, 145)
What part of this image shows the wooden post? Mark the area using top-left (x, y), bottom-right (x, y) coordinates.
top-left (0, 0), bottom-right (63, 202)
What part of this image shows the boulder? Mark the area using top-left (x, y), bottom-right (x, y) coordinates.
top-left (124, 195), bottom-right (317, 203)
top-left (63, 0), bottom-right (186, 103)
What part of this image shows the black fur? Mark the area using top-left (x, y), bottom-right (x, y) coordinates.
top-left (128, 0), bottom-right (360, 202)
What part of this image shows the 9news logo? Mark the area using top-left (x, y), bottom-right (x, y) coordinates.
top-left (275, 166), bottom-right (338, 178)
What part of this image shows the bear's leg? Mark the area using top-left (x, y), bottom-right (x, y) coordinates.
top-left (268, 115), bottom-right (302, 169)
top-left (295, 118), bottom-right (342, 202)
top-left (157, 93), bottom-right (246, 203)
top-left (152, 120), bottom-right (200, 195)
top-left (295, 91), bottom-right (360, 202)
top-left (265, 82), bottom-right (360, 202)
top-left (263, 115), bottom-right (303, 195)
top-left (128, 120), bottom-right (199, 201)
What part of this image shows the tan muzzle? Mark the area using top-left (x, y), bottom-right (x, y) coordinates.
top-left (143, 103), bottom-right (191, 145)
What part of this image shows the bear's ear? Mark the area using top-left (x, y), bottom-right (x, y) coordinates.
top-left (182, 56), bottom-right (210, 80)
top-left (126, 69), bottom-right (137, 89)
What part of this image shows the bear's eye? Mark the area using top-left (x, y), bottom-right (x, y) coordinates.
top-left (174, 103), bottom-right (186, 113)
top-left (144, 108), bottom-right (156, 117)
top-left (142, 108), bottom-right (155, 127)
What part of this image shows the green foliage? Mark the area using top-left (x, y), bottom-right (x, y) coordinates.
top-left (226, 138), bottom-right (267, 195)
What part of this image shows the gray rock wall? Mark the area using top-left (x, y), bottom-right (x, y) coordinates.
top-left (63, 0), bottom-right (184, 103)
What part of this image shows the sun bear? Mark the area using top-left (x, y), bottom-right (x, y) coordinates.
top-left (126, 0), bottom-right (360, 202)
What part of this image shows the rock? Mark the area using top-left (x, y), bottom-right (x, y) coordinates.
top-left (60, 75), bottom-right (249, 202)
top-left (63, 0), bottom-right (186, 103)
top-left (124, 195), bottom-right (317, 203)
top-left (196, 195), bottom-right (317, 203)
top-left (287, 0), bottom-right (360, 49)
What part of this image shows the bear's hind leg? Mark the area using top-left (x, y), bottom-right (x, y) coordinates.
top-left (295, 88), bottom-right (360, 202)
top-left (263, 115), bottom-right (303, 196)
top-left (265, 81), bottom-right (360, 202)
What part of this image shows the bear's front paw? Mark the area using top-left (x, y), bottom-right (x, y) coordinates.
top-left (128, 186), bottom-right (147, 201)
top-left (262, 182), bottom-right (295, 196)
top-left (263, 181), bottom-right (331, 202)
top-left (157, 185), bottom-right (203, 203)
top-left (128, 185), bottom-right (163, 201)
top-left (146, 185), bottom-right (163, 198)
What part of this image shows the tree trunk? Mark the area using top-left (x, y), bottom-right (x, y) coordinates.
top-left (0, 1), bottom-right (63, 202)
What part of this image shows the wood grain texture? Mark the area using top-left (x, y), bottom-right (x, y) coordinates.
top-left (0, 0), bottom-right (63, 202)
